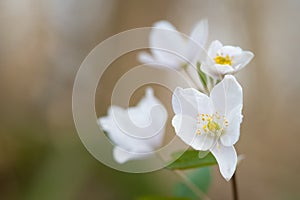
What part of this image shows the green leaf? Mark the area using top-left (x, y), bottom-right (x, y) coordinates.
top-left (197, 62), bottom-right (208, 90)
top-left (137, 196), bottom-right (191, 200)
top-left (173, 168), bottom-right (211, 200)
top-left (209, 76), bottom-right (214, 87)
top-left (166, 150), bottom-right (217, 170)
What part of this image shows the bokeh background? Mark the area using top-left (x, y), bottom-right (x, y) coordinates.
top-left (1, 0), bottom-right (300, 199)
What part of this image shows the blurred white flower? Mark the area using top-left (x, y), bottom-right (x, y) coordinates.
top-left (98, 88), bottom-right (167, 164)
top-left (201, 40), bottom-right (254, 79)
top-left (138, 19), bottom-right (208, 69)
top-left (171, 75), bottom-right (243, 180)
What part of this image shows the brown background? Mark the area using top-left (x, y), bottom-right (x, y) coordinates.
top-left (0, 0), bottom-right (299, 199)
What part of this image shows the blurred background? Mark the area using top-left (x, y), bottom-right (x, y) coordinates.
top-left (1, 0), bottom-right (300, 199)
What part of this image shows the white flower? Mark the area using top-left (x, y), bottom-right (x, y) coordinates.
top-left (98, 88), bottom-right (167, 164)
top-left (171, 75), bottom-right (243, 180)
top-left (138, 19), bottom-right (208, 69)
top-left (201, 40), bottom-right (254, 79)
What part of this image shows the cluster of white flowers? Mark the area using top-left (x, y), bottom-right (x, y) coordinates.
top-left (99, 19), bottom-right (254, 181)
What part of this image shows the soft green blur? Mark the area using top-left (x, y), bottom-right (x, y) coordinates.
top-left (1, 0), bottom-right (300, 199)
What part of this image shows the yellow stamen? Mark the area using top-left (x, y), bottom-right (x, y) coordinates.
top-left (214, 55), bottom-right (232, 65)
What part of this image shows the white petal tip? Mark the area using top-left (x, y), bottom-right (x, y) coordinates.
top-left (245, 51), bottom-right (255, 61)
top-left (137, 52), bottom-right (154, 64)
top-left (249, 51), bottom-right (255, 56)
top-left (171, 115), bottom-right (180, 132)
top-left (173, 87), bottom-right (182, 95)
top-left (201, 18), bottom-right (208, 23)
top-left (98, 117), bottom-right (109, 131)
top-left (145, 87), bottom-right (154, 97)
top-left (198, 19), bottom-right (208, 29)
top-left (153, 20), bottom-right (174, 30)
top-left (222, 169), bottom-right (235, 181)
top-left (211, 145), bottom-right (237, 182)
top-left (212, 40), bottom-right (223, 46)
top-left (196, 18), bottom-right (208, 27)
top-left (113, 147), bottom-right (132, 164)
top-left (223, 75), bottom-right (242, 90)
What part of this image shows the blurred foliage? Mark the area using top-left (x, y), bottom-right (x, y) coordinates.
top-left (138, 167), bottom-right (211, 200)
top-left (173, 168), bottom-right (211, 200)
top-left (137, 197), bottom-right (191, 200)
top-left (0, 127), bottom-right (174, 200)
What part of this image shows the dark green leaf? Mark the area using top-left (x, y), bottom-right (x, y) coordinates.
top-left (166, 150), bottom-right (217, 170)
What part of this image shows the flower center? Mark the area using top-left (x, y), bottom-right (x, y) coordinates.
top-left (196, 113), bottom-right (229, 136)
top-left (214, 54), bottom-right (232, 66)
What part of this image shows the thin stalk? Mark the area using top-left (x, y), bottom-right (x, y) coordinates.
top-left (231, 173), bottom-right (239, 200)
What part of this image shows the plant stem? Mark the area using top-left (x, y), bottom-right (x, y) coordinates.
top-left (231, 173), bottom-right (239, 200)
top-left (174, 170), bottom-right (211, 200)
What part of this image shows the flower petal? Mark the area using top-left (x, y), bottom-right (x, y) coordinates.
top-left (200, 63), bottom-right (217, 79)
top-left (187, 19), bottom-right (208, 60)
top-left (153, 20), bottom-right (177, 31)
top-left (113, 146), bottom-right (153, 164)
top-left (210, 75), bottom-right (243, 115)
top-left (208, 40), bottom-right (223, 58)
top-left (112, 108), bottom-right (166, 144)
top-left (172, 114), bottom-right (215, 151)
top-left (172, 87), bottom-right (212, 117)
top-left (99, 88), bottom-right (167, 151)
top-left (221, 105), bottom-right (243, 146)
top-left (143, 105), bottom-right (167, 147)
top-left (99, 106), bottom-right (142, 149)
top-left (211, 144), bottom-right (237, 181)
top-left (98, 115), bottom-right (112, 132)
top-left (138, 51), bottom-right (175, 69)
top-left (138, 51), bottom-right (156, 64)
top-left (215, 64), bottom-right (235, 75)
top-left (136, 87), bottom-right (162, 113)
top-left (150, 21), bottom-right (187, 68)
top-left (100, 106), bottom-right (165, 156)
top-left (172, 114), bottom-right (196, 145)
top-left (113, 146), bottom-right (133, 163)
top-left (233, 51), bottom-right (254, 70)
top-left (135, 88), bottom-right (167, 146)
top-left (218, 46), bottom-right (242, 56)
top-left (201, 64), bottom-right (234, 79)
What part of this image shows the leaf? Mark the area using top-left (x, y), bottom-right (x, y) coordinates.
top-left (173, 167), bottom-right (211, 200)
top-left (197, 62), bottom-right (208, 90)
top-left (166, 150), bottom-right (217, 170)
top-left (137, 197), bottom-right (191, 200)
